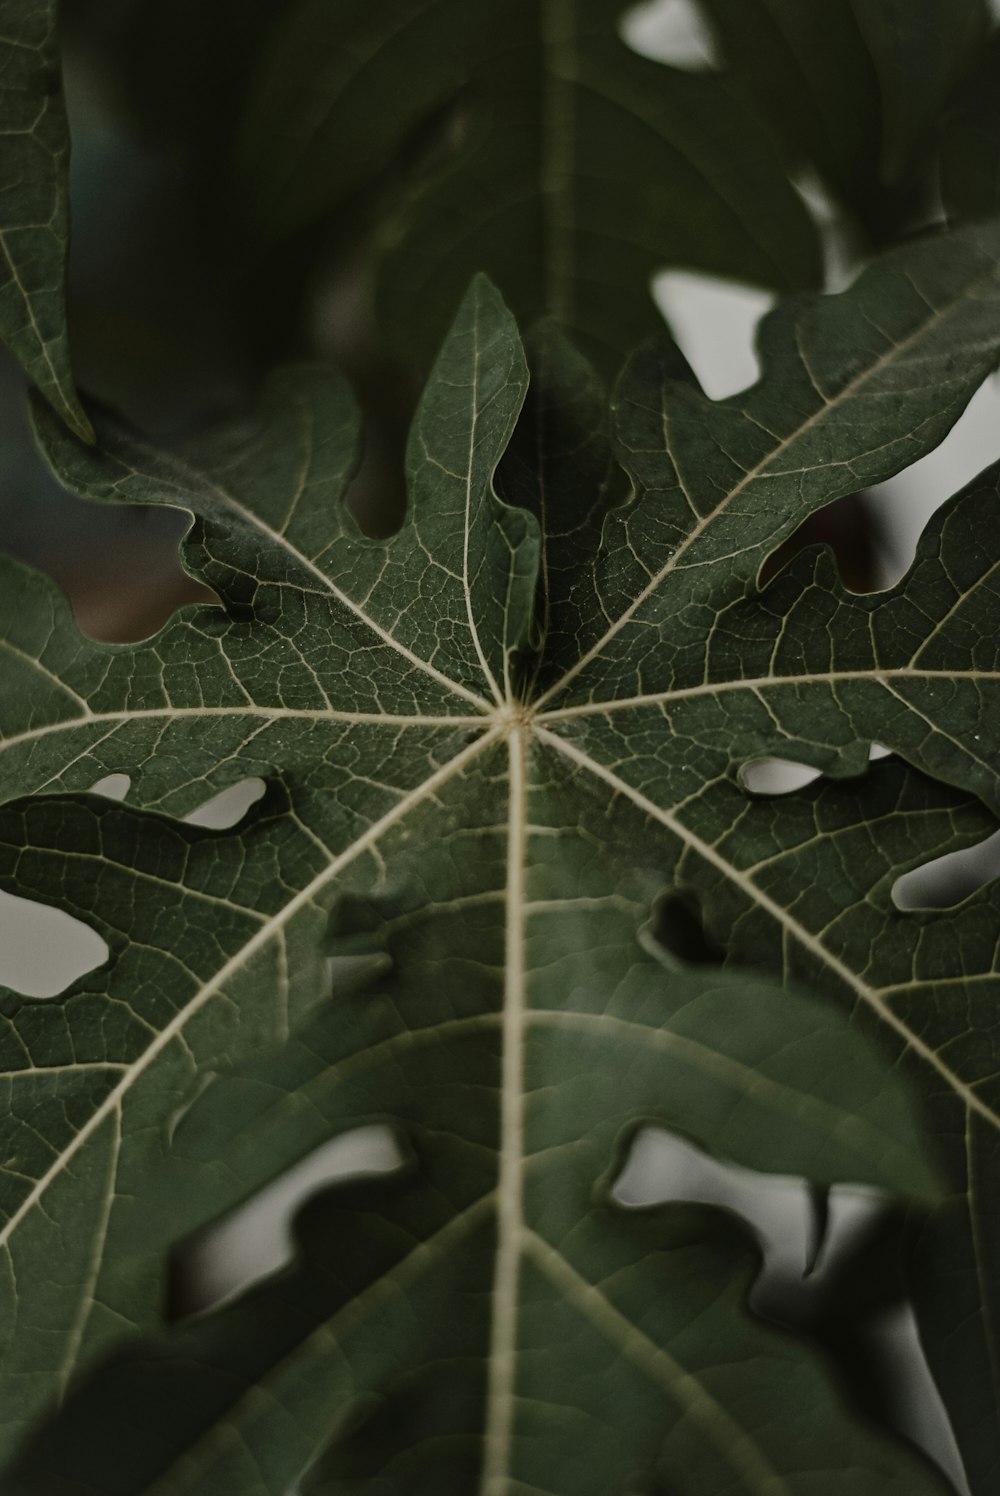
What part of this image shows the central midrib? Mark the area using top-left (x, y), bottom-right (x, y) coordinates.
top-left (481, 724), bottom-right (529, 1492)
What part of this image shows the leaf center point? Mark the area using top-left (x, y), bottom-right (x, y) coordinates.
top-left (493, 701), bottom-right (535, 734)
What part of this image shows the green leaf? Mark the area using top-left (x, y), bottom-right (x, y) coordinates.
top-left (701, 0), bottom-right (987, 236)
top-left (0, 0), bottom-right (90, 439)
top-left (3, 227), bottom-right (1000, 1485)
top-left (235, 0), bottom-right (820, 369)
top-left (851, 0), bottom-right (988, 185)
top-left (941, 30), bottom-right (1000, 223)
top-left (698, 0), bottom-right (884, 219)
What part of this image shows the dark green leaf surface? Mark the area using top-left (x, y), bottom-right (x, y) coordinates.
top-left (3, 227), bottom-right (1000, 1487)
top-left (236, 0), bottom-right (820, 369)
top-left (702, 0), bottom-right (987, 237)
top-left (852, 0), bottom-right (988, 185)
top-left (941, 30), bottom-right (1000, 223)
top-left (699, 0), bottom-right (883, 219)
top-left (0, 0), bottom-right (89, 438)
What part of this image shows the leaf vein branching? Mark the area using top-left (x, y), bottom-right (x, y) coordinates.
top-left (526, 1009), bottom-right (906, 1168)
top-left (137, 1192), bottom-right (497, 1496)
top-left (535, 726), bottom-right (1000, 1131)
top-left (0, 730), bottom-right (501, 1254)
top-left (524, 1229), bottom-right (792, 1496)
top-left (0, 705), bottom-right (490, 755)
top-left (537, 668), bottom-right (1000, 721)
top-left (110, 437), bottom-right (493, 711)
top-left (534, 265), bottom-right (1000, 708)
top-left (0, 638), bottom-right (92, 714)
top-left (53, 1102), bottom-right (121, 1401)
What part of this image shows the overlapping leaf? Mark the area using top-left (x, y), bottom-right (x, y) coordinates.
top-left (0, 0), bottom-right (89, 438)
top-left (2, 225), bottom-right (1000, 1488)
top-left (942, 28), bottom-right (1000, 223)
top-left (235, 0), bottom-right (820, 369)
top-left (701, 0), bottom-right (987, 235)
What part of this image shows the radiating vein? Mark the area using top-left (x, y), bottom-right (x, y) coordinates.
top-left (527, 1009), bottom-right (911, 1167)
top-left (0, 729), bottom-right (500, 1254)
top-left (109, 436), bottom-right (493, 712)
top-left (0, 704), bottom-right (490, 756)
top-left (53, 1103), bottom-right (121, 1401)
top-left (537, 668), bottom-right (1000, 721)
top-left (138, 1193), bottom-right (498, 1496)
top-left (524, 1229), bottom-right (792, 1496)
top-left (0, 638), bottom-right (92, 712)
top-left (534, 266), bottom-right (1000, 710)
top-left (535, 726), bottom-right (1000, 1132)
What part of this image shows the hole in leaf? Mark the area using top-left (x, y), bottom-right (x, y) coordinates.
top-left (0, 891), bottom-right (108, 998)
top-left (759, 489), bottom-right (884, 591)
top-left (61, 508), bottom-right (218, 645)
top-left (612, 1129), bottom-right (960, 1478)
top-left (893, 829), bottom-right (1000, 910)
top-left (615, 1129), bottom-right (895, 1305)
top-left (619, 0), bottom-right (720, 70)
top-left (170, 1125), bottom-right (403, 1318)
top-left (648, 893), bottom-right (722, 964)
top-left (789, 169), bottom-right (862, 293)
top-left (614, 1127), bottom-right (813, 1284)
top-left (89, 772), bottom-right (131, 800)
top-left (866, 373), bottom-right (1000, 586)
top-left (869, 742), bottom-right (892, 761)
top-left (183, 778), bottom-right (266, 829)
top-left (739, 758), bottom-right (823, 796)
top-left (867, 1303), bottom-right (970, 1494)
top-left (650, 270), bottom-right (775, 399)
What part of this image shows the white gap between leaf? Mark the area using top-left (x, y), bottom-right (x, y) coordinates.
top-left (651, 272), bottom-right (775, 399)
top-left (740, 758), bottom-right (823, 796)
top-left (614, 1128), bottom-right (962, 1483)
top-left (0, 772), bottom-right (130, 998)
top-left (868, 374), bottom-right (1000, 586)
top-left (615, 1126), bottom-right (811, 1282)
top-left (619, 0), bottom-right (720, 70)
top-left (183, 778), bottom-right (266, 829)
top-left (893, 828), bottom-right (1000, 911)
top-left (869, 1303), bottom-right (971, 1495)
top-left (790, 168), bottom-right (863, 293)
top-left (741, 746), bottom-right (894, 798)
top-left (182, 1125), bottom-right (403, 1314)
top-left (0, 891), bottom-right (108, 998)
top-left (89, 772), bottom-right (131, 801)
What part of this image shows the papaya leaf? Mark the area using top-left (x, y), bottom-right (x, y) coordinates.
top-left (2, 222), bottom-right (1000, 1485)
top-left (701, 0), bottom-right (988, 239)
top-left (851, 0), bottom-right (988, 186)
top-left (697, 0), bottom-right (884, 221)
top-left (941, 29), bottom-right (1000, 224)
top-left (0, 0), bottom-right (90, 439)
top-left (235, 0), bottom-right (821, 369)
